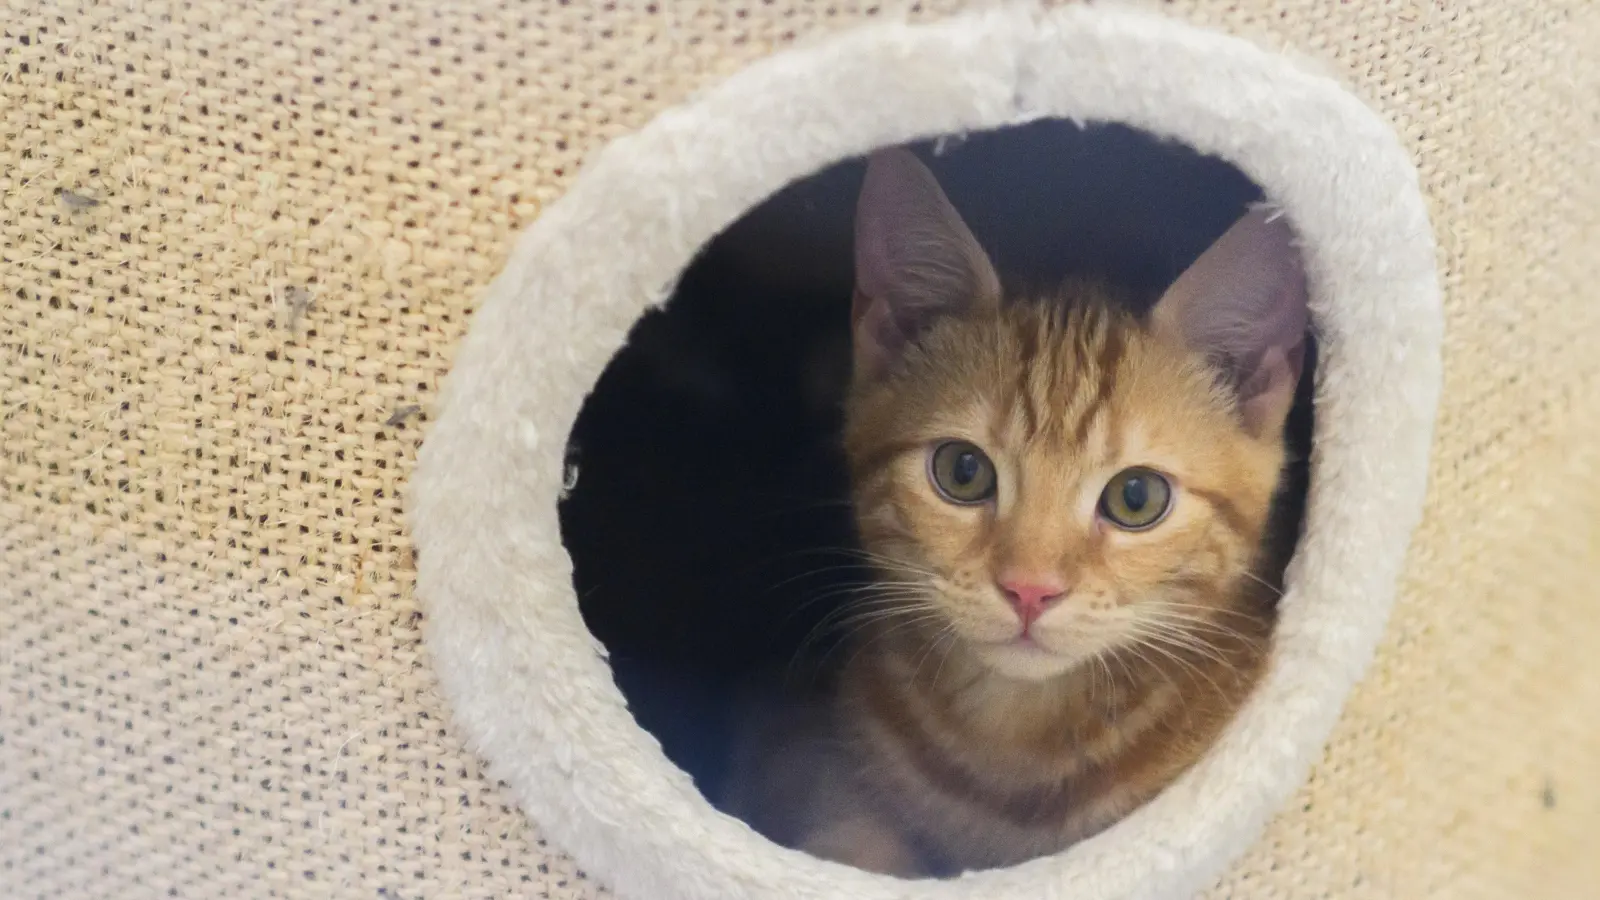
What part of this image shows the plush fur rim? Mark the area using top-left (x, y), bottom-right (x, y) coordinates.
top-left (410, 4), bottom-right (1441, 899)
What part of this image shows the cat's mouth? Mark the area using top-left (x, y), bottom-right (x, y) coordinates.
top-left (1001, 634), bottom-right (1059, 662)
top-left (1012, 633), bottom-right (1045, 650)
top-left (973, 640), bottom-right (1079, 681)
top-left (987, 630), bottom-right (1070, 654)
top-left (914, 572), bottom-right (1131, 680)
top-left (967, 628), bottom-right (1099, 682)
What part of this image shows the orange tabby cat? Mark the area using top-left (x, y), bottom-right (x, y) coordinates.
top-left (723, 147), bottom-right (1308, 877)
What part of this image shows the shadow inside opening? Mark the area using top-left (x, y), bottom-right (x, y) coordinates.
top-left (558, 119), bottom-right (1315, 873)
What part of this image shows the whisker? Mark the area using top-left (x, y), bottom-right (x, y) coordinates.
top-left (761, 565), bottom-right (888, 594)
top-left (1152, 601), bottom-right (1266, 622)
top-left (1124, 629), bottom-right (1232, 702)
top-left (1104, 648), bottom-right (1139, 694)
top-left (789, 583), bottom-right (930, 605)
top-left (1084, 649), bottom-right (1104, 704)
top-left (1117, 641), bottom-right (1177, 697)
top-left (825, 547), bottom-right (944, 579)
top-left (1147, 631), bottom-right (1237, 672)
top-left (909, 628), bottom-right (951, 684)
top-left (776, 583), bottom-right (933, 630)
top-left (1139, 619), bottom-right (1264, 652)
top-left (1137, 612), bottom-right (1267, 654)
top-left (746, 498), bottom-right (859, 521)
top-left (1129, 616), bottom-right (1234, 656)
top-left (792, 594), bottom-right (932, 644)
top-left (929, 627), bottom-right (960, 689)
top-left (1239, 571), bottom-right (1286, 598)
top-left (789, 602), bottom-right (942, 676)
top-left (739, 545), bottom-right (941, 581)
top-left (1132, 639), bottom-right (1218, 702)
top-left (788, 591), bottom-right (927, 658)
top-left (829, 615), bottom-right (943, 674)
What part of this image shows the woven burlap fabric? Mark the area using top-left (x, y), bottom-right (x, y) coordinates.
top-left (2, 1), bottom-right (1595, 898)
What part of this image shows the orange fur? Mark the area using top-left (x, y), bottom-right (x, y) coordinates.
top-left (722, 150), bottom-right (1303, 877)
top-left (724, 290), bottom-right (1291, 876)
top-left (835, 290), bottom-right (1283, 873)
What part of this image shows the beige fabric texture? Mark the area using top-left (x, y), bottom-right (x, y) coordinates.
top-left (1, 2), bottom-right (1594, 900)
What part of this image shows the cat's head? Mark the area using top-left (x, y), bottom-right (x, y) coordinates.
top-left (842, 148), bottom-right (1307, 683)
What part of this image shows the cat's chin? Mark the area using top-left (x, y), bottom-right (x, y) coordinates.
top-left (971, 638), bottom-right (1087, 683)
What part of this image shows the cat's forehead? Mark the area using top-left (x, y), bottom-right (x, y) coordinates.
top-left (991, 305), bottom-right (1144, 429)
top-left (917, 304), bottom-right (1224, 463)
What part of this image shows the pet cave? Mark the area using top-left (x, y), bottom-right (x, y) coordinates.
top-left (560, 119), bottom-right (1319, 826)
top-left (410, 6), bottom-right (1440, 900)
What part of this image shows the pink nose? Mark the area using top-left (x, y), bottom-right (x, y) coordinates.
top-left (998, 576), bottom-right (1067, 628)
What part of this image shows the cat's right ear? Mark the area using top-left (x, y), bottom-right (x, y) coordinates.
top-left (1150, 204), bottom-right (1310, 441)
top-left (851, 148), bottom-right (1001, 381)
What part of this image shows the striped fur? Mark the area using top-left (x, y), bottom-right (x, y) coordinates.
top-left (723, 145), bottom-right (1305, 877)
top-left (726, 285), bottom-right (1291, 877)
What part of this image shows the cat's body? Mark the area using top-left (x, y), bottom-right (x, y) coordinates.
top-left (723, 148), bottom-right (1308, 877)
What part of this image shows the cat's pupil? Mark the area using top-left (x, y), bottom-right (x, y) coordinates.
top-left (1122, 476), bottom-right (1149, 512)
top-left (952, 453), bottom-right (980, 486)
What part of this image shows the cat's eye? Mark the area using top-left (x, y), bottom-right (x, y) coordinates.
top-left (928, 441), bottom-right (997, 505)
top-left (1099, 467), bottom-right (1173, 530)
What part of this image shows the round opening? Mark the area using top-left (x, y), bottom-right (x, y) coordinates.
top-left (411, 7), bottom-right (1439, 900)
top-left (561, 119), bottom-right (1317, 877)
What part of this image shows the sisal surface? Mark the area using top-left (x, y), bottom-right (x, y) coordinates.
top-left (1, 1), bottom-right (1595, 898)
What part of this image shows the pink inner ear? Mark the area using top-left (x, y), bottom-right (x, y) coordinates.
top-left (1152, 205), bottom-right (1310, 434)
top-left (850, 288), bottom-right (910, 381)
top-left (1238, 344), bottom-right (1305, 438)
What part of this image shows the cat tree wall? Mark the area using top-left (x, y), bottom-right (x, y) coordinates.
top-left (2, 2), bottom-right (1595, 900)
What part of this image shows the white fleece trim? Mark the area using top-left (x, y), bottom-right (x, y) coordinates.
top-left (409, 5), bottom-right (1441, 899)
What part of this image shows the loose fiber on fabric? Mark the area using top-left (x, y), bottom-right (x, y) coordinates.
top-left (1, 2), bottom-right (1595, 899)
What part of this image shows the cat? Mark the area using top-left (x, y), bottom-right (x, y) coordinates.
top-left (721, 147), bottom-right (1308, 877)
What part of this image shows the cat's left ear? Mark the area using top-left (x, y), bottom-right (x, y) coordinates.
top-left (851, 148), bottom-right (1001, 381)
top-left (1151, 205), bottom-right (1310, 440)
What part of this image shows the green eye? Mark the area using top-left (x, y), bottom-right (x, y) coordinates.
top-left (929, 441), bottom-right (997, 505)
top-left (1099, 467), bottom-right (1172, 530)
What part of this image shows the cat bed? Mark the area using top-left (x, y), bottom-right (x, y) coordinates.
top-left (410, 5), bottom-right (1440, 900)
